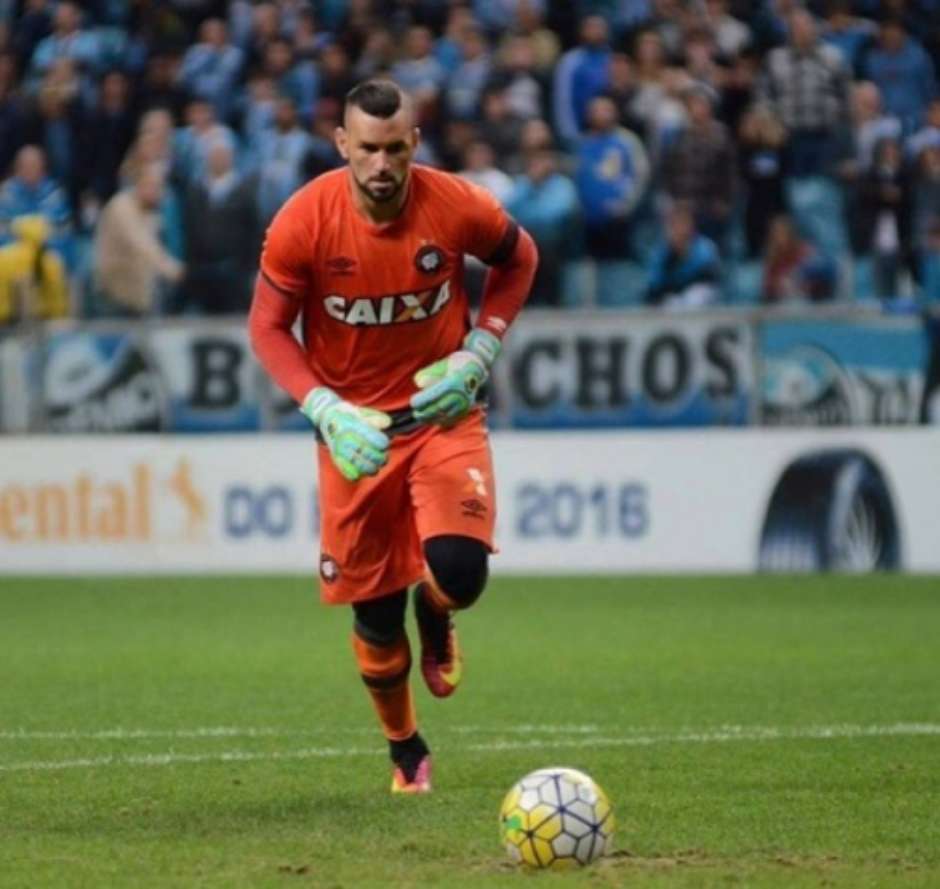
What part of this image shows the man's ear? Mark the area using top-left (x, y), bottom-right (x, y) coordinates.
top-left (335, 126), bottom-right (349, 160)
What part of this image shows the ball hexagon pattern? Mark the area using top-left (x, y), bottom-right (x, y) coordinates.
top-left (499, 767), bottom-right (614, 869)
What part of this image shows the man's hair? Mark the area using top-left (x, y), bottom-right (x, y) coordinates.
top-left (344, 79), bottom-right (404, 119)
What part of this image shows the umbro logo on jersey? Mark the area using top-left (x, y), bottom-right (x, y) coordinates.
top-left (323, 280), bottom-right (452, 326)
top-left (326, 255), bottom-right (357, 275)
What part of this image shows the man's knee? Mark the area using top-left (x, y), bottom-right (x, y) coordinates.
top-left (424, 535), bottom-right (489, 609)
top-left (352, 589), bottom-right (407, 646)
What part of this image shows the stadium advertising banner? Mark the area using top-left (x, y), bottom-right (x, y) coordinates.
top-left (496, 312), bottom-right (754, 428)
top-left (2, 429), bottom-right (938, 575)
top-left (759, 316), bottom-right (928, 426)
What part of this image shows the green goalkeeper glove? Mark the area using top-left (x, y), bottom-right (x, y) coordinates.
top-left (409, 328), bottom-right (501, 424)
top-left (301, 387), bottom-right (391, 482)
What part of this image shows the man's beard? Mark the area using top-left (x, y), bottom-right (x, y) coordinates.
top-left (354, 172), bottom-right (404, 204)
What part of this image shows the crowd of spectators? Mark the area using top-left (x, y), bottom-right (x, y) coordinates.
top-left (2, 0), bottom-right (940, 324)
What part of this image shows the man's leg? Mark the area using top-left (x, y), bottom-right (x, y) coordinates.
top-left (351, 590), bottom-right (431, 793)
top-left (415, 534), bottom-right (489, 698)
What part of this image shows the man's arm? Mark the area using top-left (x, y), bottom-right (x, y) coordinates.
top-left (247, 273), bottom-right (320, 405)
top-left (476, 222), bottom-right (539, 339)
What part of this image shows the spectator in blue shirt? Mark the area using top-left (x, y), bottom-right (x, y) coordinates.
top-left (574, 94), bottom-right (649, 262)
top-left (178, 18), bottom-right (244, 123)
top-left (28, 1), bottom-right (101, 86)
top-left (261, 37), bottom-right (319, 125)
top-left (553, 15), bottom-right (611, 149)
top-left (646, 202), bottom-right (723, 308)
top-left (821, 0), bottom-right (876, 74)
top-left (445, 24), bottom-right (492, 121)
top-left (507, 146), bottom-right (581, 305)
top-left (252, 95), bottom-right (313, 224)
top-left (0, 143), bottom-right (73, 266)
top-left (391, 26), bottom-right (447, 126)
top-left (862, 17), bottom-right (937, 133)
top-left (172, 98), bottom-right (239, 191)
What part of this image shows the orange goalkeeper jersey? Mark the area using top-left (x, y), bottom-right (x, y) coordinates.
top-left (259, 165), bottom-right (517, 411)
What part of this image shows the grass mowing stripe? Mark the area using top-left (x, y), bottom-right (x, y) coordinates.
top-left (4, 722), bottom-right (939, 773)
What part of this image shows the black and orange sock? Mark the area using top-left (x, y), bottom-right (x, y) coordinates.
top-left (351, 631), bottom-right (416, 741)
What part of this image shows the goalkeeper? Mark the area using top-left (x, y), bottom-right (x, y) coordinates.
top-left (248, 80), bottom-right (537, 794)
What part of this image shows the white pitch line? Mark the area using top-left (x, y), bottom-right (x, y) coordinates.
top-left (2, 723), bottom-right (938, 774)
top-left (0, 724), bottom-right (604, 742)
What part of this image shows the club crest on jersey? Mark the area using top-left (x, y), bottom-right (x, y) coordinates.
top-left (415, 244), bottom-right (445, 274)
top-left (324, 280), bottom-right (452, 326)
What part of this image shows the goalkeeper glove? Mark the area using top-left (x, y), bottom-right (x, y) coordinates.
top-left (409, 328), bottom-right (501, 424)
top-left (301, 387), bottom-right (391, 482)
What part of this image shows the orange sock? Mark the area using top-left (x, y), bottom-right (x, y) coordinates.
top-left (351, 632), bottom-right (417, 741)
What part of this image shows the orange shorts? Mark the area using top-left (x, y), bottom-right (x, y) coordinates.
top-left (315, 409), bottom-right (496, 605)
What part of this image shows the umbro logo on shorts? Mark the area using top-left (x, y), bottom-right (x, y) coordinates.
top-left (323, 280), bottom-right (452, 326)
top-left (461, 498), bottom-right (487, 520)
top-left (320, 554), bottom-right (340, 583)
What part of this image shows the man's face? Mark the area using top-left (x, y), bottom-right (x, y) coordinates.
top-left (16, 147), bottom-right (44, 185)
top-left (336, 105), bottom-right (419, 204)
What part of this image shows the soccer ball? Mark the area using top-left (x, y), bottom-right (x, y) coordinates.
top-left (499, 766), bottom-right (614, 869)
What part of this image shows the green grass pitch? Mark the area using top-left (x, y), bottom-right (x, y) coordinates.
top-left (1, 575), bottom-right (939, 888)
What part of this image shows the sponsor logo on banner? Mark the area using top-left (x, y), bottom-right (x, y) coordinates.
top-left (0, 458), bottom-right (207, 544)
top-left (759, 319), bottom-right (928, 425)
top-left (501, 313), bottom-right (752, 427)
top-left (40, 332), bottom-right (167, 432)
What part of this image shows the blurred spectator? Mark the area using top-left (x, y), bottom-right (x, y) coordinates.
top-left (0, 145), bottom-right (71, 255)
top-left (121, 109), bottom-right (174, 186)
top-left (0, 51), bottom-right (24, 176)
top-left (181, 140), bottom-right (258, 314)
top-left (575, 95), bottom-right (649, 263)
top-left (479, 85), bottom-right (526, 163)
top-left (488, 34), bottom-right (547, 122)
top-left (352, 27), bottom-right (397, 82)
top-left (758, 9), bottom-right (851, 263)
top-left (646, 201), bottom-right (723, 308)
top-left (681, 27), bottom-right (724, 97)
top-left (506, 146), bottom-right (580, 305)
top-left (261, 37), bottom-right (319, 124)
top-left (757, 9), bottom-right (852, 178)
top-left (851, 136), bottom-right (913, 298)
top-left (253, 95), bottom-right (313, 224)
top-left (704, 0), bottom-right (752, 58)
top-left (762, 213), bottom-right (836, 302)
top-left (317, 43), bottom-right (356, 107)
top-left (474, 0), bottom-right (545, 35)
top-left (0, 214), bottom-right (68, 324)
top-left (913, 142), bottom-right (940, 262)
top-left (302, 100), bottom-right (343, 180)
top-left (820, 0), bottom-right (876, 74)
top-left (23, 58), bottom-right (82, 188)
top-left (135, 51), bottom-right (189, 124)
top-left (604, 52), bottom-right (646, 139)
top-left (660, 84), bottom-right (736, 250)
top-left (94, 166), bottom-right (184, 316)
top-left (846, 81), bottom-right (901, 175)
top-left (629, 29), bottom-right (679, 155)
top-left (907, 97), bottom-right (940, 160)
top-left (435, 6), bottom-right (477, 75)
top-left (172, 97), bottom-right (238, 190)
top-left (178, 18), bottom-right (244, 122)
top-left (553, 15), bottom-right (610, 148)
top-left (10, 0), bottom-right (52, 71)
top-left (446, 25), bottom-right (492, 120)
top-left (459, 140), bottom-right (514, 204)
top-left (862, 17), bottom-right (937, 134)
top-left (235, 1), bottom-right (281, 69)
top-left (74, 70), bottom-right (137, 218)
top-left (738, 104), bottom-right (787, 258)
top-left (391, 26), bottom-right (446, 126)
top-left (28, 1), bottom-right (101, 86)
top-left (498, 1), bottom-right (559, 74)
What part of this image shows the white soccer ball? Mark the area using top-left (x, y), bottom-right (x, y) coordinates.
top-left (499, 766), bottom-right (614, 869)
